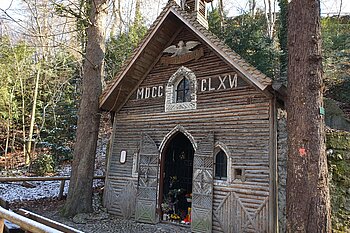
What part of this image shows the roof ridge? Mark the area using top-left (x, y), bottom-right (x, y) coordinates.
top-left (170, 3), bottom-right (271, 85)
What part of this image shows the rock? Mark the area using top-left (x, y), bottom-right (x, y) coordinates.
top-left (21, 181), bottom-right (36, 188)
top-left (86, 211), bottom-right (109, 221)
top-left (72, 213), bottom-right (89, 224)
top-left (345, 201), bottom-right (350, 212)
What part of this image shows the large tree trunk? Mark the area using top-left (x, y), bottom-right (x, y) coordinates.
top-left (286, 0), bottom-right (331, 232)
top-left (62, 0), bottom-right (107, 217)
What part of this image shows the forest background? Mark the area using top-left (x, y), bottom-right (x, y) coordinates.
top-left (0, 0), bottom-right (349, 231)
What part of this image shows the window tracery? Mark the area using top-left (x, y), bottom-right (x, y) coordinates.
top-left (165, 66), bottom-right (197, 112)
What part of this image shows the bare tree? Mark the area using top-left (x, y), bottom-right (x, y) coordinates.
top-left (286, 0), bottom-right (331, 231)
top-left (109, 0), bottom-right (123, 37)
top-left (62, 0), bottom-right (107, 216)
top-left (263, 0), bottom-right (277, 39)
top-left (248, 0), bottom-right (256, 17)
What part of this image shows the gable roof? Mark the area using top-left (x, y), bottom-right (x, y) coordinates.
top-left (100, 0), bottom-right (273, 112)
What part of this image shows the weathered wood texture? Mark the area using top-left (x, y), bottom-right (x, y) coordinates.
top-left (135, 133), bottom-right (159, 224)
top-left (0, 206), bottom-right (62, 233)
top-left (17, 209), bottom-right (83, 233)
top-left (100, 14), bottom-right (182, 111)
top-left (192, 133), bottom-right (214, 233)
top-left (0, 176), bottom-right (105, 182)
top-left (105, 28), bottom-right (272, 232)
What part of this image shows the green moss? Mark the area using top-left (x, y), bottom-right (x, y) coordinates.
top-left (327, 132), bottom-right (350, 150)
top-left (327, 132), bottom-right (350, 232)
top-left (325, 98), bottom-right (346, 117)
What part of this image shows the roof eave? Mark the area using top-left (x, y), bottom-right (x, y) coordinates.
top-left (99, 7), bottom-right (174, 111)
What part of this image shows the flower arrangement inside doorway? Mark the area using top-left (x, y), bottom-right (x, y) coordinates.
top-left (161, 201), bottom-right (173, 214)
top-left (181, 207), bottom-right (191, 224)
top-left (162, 188), bottom-right (186, 222)
top-left (168, 188), bottom-right (185, 198)
top-left (185, 193), bottom-right (192, 202)
top-left (170, 213), bottom-right (181, 222)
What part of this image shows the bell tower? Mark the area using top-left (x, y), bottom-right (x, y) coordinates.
top-left (180, 0), bottom-right (213, 29)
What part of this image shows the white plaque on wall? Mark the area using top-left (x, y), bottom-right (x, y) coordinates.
top-left (120, 150), bottom-right (127, 164)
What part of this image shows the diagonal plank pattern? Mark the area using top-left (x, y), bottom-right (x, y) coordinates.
top-left (214, 191), bottom-right (269, 233)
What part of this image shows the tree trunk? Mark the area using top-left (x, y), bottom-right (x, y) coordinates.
top-left (249, 0), bottom-right (256, 17)
top-left (277, 0), bottom-right (288, 82)
top-left (20, 75), bottom-right (27, 165)
top-left (4, 87), bottom-right (15, 170)
top-left (218, 0), bottom-right (224, 29)
top-left (135, 0), bottom-right (141, 25)
top-left (62, 0), bottom-right (107, 217)
top-left (263, 0), bottom-right (276, 40)
top-left (27, 68), bottom-right (40, 164)
top-left (286, 0), bottom-right (331, 232)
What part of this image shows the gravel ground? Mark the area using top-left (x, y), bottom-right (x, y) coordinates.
top-left (10, 193), bottom-right (191, 233)
top-left (43, 212), bottom-right (192, 233)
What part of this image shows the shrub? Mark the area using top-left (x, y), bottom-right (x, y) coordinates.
top-left (29, 154), bottom-right (56, 176)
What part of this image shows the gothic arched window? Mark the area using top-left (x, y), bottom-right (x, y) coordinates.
top-left (165, 66), bottom-right (197, 112)
top-left (176, 77), bottom-right (190, 103)
top-left (215, 150), bottom-right (227, 180)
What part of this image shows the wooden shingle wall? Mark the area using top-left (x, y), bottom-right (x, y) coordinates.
top-left (104, 27), bottom-right (273, 232)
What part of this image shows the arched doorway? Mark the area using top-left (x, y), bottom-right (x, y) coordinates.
top-left (159, 132), bottom-right (194, 222)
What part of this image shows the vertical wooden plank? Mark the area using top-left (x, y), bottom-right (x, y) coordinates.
top-left (269, 97), bottom-right (277, 233)
top-left (135, 133), bottom-right (159, 224)
top-left (103, 114), bottom-right (118, 209)
top-left (191, 133), bottom-right (214, 233)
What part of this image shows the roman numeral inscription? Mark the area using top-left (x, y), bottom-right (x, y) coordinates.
top-left (200, 73), bottom-right (239, 92)
top-left (135, 73), bottom-right (242, 100)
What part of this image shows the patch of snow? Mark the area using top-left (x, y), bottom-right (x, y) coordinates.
top-left (0, 180), bottom-right (69, 202)
top-left (0, 165), bottom-right (104, 203)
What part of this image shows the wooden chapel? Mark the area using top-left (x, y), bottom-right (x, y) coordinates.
top-left (100, 0), bottom-right (284, 232)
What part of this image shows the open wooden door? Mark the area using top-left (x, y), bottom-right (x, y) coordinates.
top-left (191, 133), bottom-right (214, 233)
top-left (135, 133), bottom-right (159, 224)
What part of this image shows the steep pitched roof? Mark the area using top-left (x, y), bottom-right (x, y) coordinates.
top-left (100, 0), bottom-right (273, 112)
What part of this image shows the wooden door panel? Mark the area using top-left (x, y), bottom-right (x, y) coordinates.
top-left (191, 133), bottom-right (214, 233)
top-left (135, 133), bottom-right (159, 224)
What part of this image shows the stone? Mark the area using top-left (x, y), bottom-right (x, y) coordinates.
top-left (72, 213), bottom-right (89, 224)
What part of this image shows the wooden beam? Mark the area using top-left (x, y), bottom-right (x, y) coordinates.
top-left (17, 209), bottom-right (83, 233)
top-left (0, 176), bottom-right (105, 182)
top-left (0, 206), bottom-right (62, 233)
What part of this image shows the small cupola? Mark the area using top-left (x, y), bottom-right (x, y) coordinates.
top-left (180, 0), bottom-right (213, 28)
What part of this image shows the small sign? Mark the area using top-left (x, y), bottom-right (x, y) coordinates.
top-left (319, 107), bottom-right (325, 115)
top-left (120, 150), bottom-right (127, 164)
